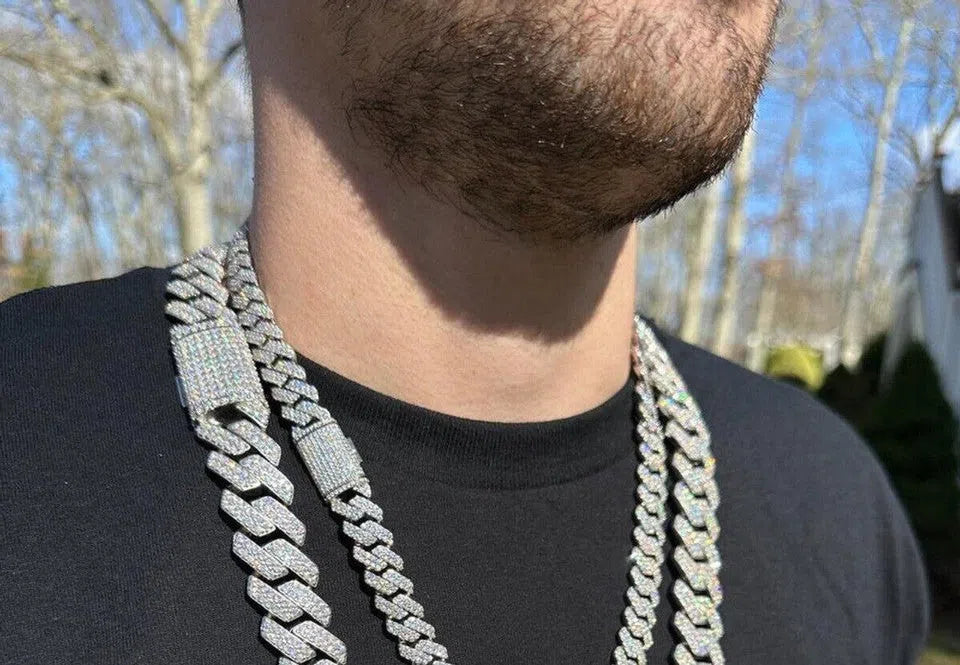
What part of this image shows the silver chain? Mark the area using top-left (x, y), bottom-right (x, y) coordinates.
top-left (164, 227), bottom-right (723, 665)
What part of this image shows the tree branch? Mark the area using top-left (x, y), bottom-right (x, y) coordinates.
top-left (50, 0), bottom-right (113, 55)
top-left (1, 47), bottom-right (181, 170)
top-left (200, 38), bottom-right (242, 100)
top-left (140, 0), bottom-right (186, 57)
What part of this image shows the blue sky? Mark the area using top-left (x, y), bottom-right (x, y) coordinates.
top-left (1, 1), bottom-right (956, 275)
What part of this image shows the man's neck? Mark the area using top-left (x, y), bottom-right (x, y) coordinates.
top-left (247, 83), bottom-right (637, 423)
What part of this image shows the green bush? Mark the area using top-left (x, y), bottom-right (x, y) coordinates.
top-left (818, 334), bottom-right (887, 428)
top-left (765, 345), bottom-right (825, 391)
top-left (819, 337), bottom-right (960, 607)
top-left (863, 343), bottom-right (960, 568)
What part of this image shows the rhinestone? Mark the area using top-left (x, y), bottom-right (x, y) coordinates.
top-left (240, 454), bottom-right (295, 504)
top-left (247, 576), bottom-right (303, 622)
top-left (221, 490), bottom-right (274, 537)
top-left (281, 404), bottom-right (313, 427)
top-left (291, 621), bottom-right (347, 664)
top-left (207, 451), bottom-right (258, 492)
top-left (415, 639), bottom-right (448, 660)
top-left (403, 616), bottom-right (436, 640)
top-left (165, 300), bottom-right (205, 324)
top-left (195, 422), bottom-right (250, 456)
top-left (398, 643), bottom-right (433, 665)
top-left (232, 532), bottom-right (288, 580)
top-left (252, 496), bottom-right (307, 545)
top-left (392, 593), bottom-right (425, 618)
top-left (364, 570), bottom-right (401, 596)
top-left (260, 616), bottom-right (316, 663)
top-left (278, 580), bottom-right (332, 625)
top-left (353, 545), bottom-right (389, 572)
top-left (382, 568), bottom-right (414, 594)
top-left (375, 594), bottom-right (410, 621)
top-left (273, 358), bottom-right (308, 380)
top-left (166, 279), bottom-right (199, 299)
top-left (387, 618), bottom-right (420, 643)
top-left (263, 539), bottom-right (319, 586)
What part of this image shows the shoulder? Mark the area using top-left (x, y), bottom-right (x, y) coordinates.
top-left (0, 268), bottom-right (250, 662)
top-left (0, 265), bottom-right (183, 481)
top-left (657, 330), bottom-right (876, 488)
top-left (0, 265), bottom-right (170, 342)
top-left (1, 266), bottom-right (173, 402)
top-left (655, 329), bottom-right (931, 662)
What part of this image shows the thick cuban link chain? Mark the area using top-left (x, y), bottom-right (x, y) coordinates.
top-left (165, 244), bottom-right (347, 665)
top-left (165, 227), bottom-right (724, 665)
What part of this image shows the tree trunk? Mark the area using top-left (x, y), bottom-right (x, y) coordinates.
top-left (174, 164), bottom-right (213, 255)
top-left (713, 126), bottom-right (757, 359)
top-left (175, 0), bottom-right (214, 256)
top-left (839, 15), bottom-right (915, 366)
top-left (679, 178), bottom-right (725, 345)
top-left (747, 270), bottom-right (778, 371)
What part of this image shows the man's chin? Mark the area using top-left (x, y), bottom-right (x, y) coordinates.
top-left (341, 0), bottom-right (774, 241)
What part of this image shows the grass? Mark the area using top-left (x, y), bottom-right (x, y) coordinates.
top-left (921, 646), bottom-right (960, 665)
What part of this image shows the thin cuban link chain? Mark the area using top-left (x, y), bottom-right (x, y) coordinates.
top-left (633, 323), bottom-right (724, 665)
top-left (164, 227), bottom-right (723, 665)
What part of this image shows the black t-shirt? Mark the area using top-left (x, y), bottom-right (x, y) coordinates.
top-left (0, 267), bottom-right (931, 665)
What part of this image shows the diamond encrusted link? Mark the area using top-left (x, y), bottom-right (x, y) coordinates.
top-left (230, 419), bottom-right (283, 465)
top-left (221, 489), bottom-right (277, 537)
top-left (634, 318), bottom-right (724, 665)
top-left (263, 538), bottom-right (321, 586)
top-left (239, 454), bottom-right (296, 505)
top-left (261, 615), bottom-right (317, 663)
top-left (253, 496), bottom-right (308, 546)
top-left (166, 246), bottom-right (349, 665)
top-left (278, 580), bottom-right (333, 625)
top-left (224, 230), bottom-right (454, 665)
top-left (196, 421), bottom-right (251, 456)
top-left (167, 229), bottom-right (723, 665)
top-left (290, 621), bottom-right (348, 664)
top-left (248, 576), bottom-right (306, 622)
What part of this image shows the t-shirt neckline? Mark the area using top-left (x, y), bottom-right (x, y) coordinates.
top-left (295, 354), bottom-right (637, 490)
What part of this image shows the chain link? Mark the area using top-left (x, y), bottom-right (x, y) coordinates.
top-left (166, 246), bottom-right (346, 665)
top-left (165, 227), bottom-right (724, 665)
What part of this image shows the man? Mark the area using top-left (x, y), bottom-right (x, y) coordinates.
top-left (0, 1), bottom-right (930, 664)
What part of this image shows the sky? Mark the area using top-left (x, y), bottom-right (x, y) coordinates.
top-left (0, 1), bottom-right (956, 276)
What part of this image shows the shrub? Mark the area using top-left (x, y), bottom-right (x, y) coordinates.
top-left (819, 337), bottom-right (960, 609)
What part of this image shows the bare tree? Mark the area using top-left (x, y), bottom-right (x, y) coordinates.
top-left (838, 1), bottom-right (917, 366)
top-left (678, 177), bottom-right (725, 345)
top-left (712, 124), bottom-right (757, 358)
top-left (0, 0), bottom-right (243, 256)
top-left (746, 0), bottom-right (829, 371)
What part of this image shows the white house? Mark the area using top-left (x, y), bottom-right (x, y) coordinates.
top-left (884, 157), bottom-right (960, 418)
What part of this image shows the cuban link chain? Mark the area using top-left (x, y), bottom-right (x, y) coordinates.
top-left (224, 233), bottom-right (452, 665)
top-left (612, 324), bottom-right (671, 665)
top-left (165, 228), bottom-right (724, 665)
top-left (165, 244), bottom-right (347, 665)
top-left (634, 323), bottom-right (724, 665)
top-left (222, 227), bottom-right (725, 665)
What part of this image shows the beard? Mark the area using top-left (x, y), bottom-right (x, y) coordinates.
top-left (331, 0), bottom-right (777, 242)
